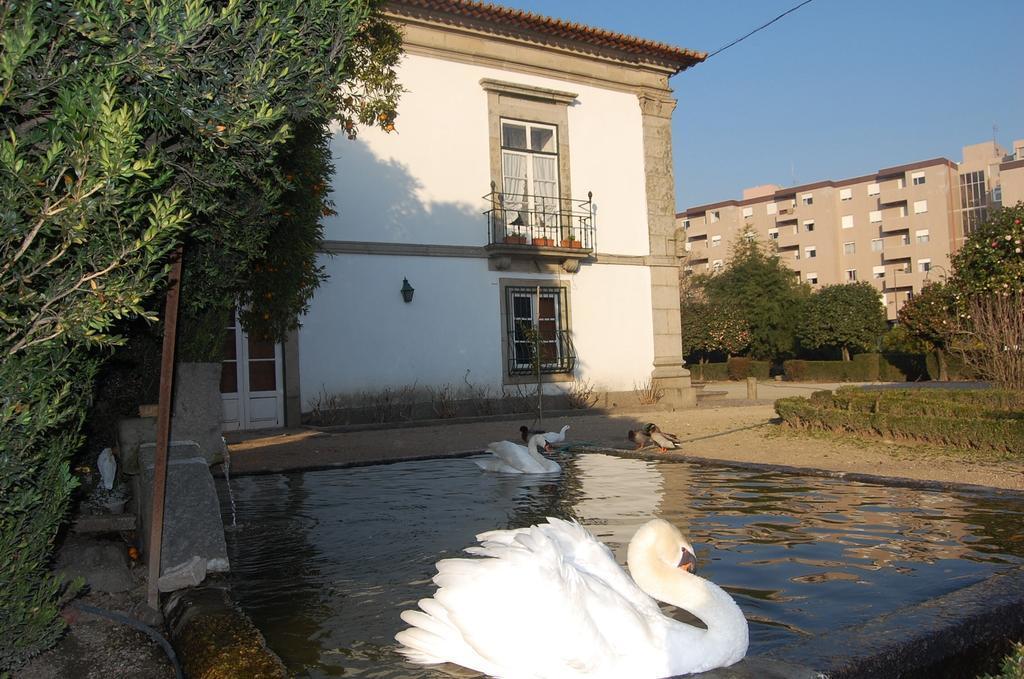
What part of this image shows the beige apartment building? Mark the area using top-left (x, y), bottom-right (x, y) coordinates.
top-left (678, 141), bottom-right (1024, 320)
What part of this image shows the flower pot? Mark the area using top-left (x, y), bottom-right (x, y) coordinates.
top-left (532, 237), bottom-right (554, 247)
top-left (560, 239), bottom-right (582, 249)
top-left (504, 235), bottom-right (527, 245)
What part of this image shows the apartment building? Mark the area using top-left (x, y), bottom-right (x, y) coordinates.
top-left (678, 141), bottom-right (1024, 321)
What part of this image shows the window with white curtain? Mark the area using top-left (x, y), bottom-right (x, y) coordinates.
top-left (868, 183), bottom-right (880, 196)
top-left (500, 119), bottom-right (559, 237)
top-left (869, 210), bottom-right (882, 223)
top-left (842, 215), bottom-right (854, 229)
top-left (711, 235), bottom-right (722, 247)
top-left (916, 229), bottom-right (930, 244)
top-left (742, 206), bottom-right (753, 218)
top-left (912, 171), bottom-right (926, 185)
top-left (914, 200), bottom-right (928, 214)
top-left (873, 266), bottom-right (886, 279)
top-left (840, 187), bottom-right (852, 201)
top-left (766, 202), bottom-right (777, 215)
top-left (805, 246), bottom-right (816, 258)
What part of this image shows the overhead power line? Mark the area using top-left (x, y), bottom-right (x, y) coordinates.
top-left (705, 0), bottom-right (816, 60)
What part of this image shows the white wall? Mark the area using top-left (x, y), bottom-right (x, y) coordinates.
top-left (300, 51), bottom-right (658, 407)
top-left (299, 253), bottom-right (501, 406)
top-left (323, 52), bottom-right (650, 253)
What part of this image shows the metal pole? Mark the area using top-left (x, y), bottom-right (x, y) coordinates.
top-left (147, 246), bottom-right (184, 611)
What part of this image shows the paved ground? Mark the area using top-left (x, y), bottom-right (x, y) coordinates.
top-left (223, 380), bottom-right (1024, 491)
top-left (222, 380), bottom-right (839, 473)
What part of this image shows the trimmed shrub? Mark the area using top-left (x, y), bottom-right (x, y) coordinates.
top-left (690, 362), bottom-right (728, 381)
top-left (774, 389), bottom-right (1024, 454)
top-left (784, 354), bottom-right (914, 382)
top-left (925, 351), bottom-right (972, 381)
top-left (725, 357), bottom-right (770, 380)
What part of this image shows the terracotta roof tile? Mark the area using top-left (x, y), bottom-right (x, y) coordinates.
top-left (387, 0), bottom-right (705, 73)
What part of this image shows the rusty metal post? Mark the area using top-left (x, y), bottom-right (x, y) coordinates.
top-left (147, 246), bottom-right (184, 611)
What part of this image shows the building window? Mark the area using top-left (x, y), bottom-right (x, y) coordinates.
top-left (742, 206), bottom-right (753, 218)
top-left (899, 205), bottom-right (908, 218)
top-left (916, 229), bottom-right (930, 244)
top-left (896, 177), bottom-right (906, 189)
top-left (844, 241), bottom-right (856, 255)
top-left (768, 228), bottom-right (779, 240)
top-left (917, 259), bottom-right (931, 273)
top-left (913, 199), bottom-right (928, 214)
top-left (709, 210), bottom-right (720, 223)
top-left (504, 284), bottom-right (574, 377)
top-left (802, 193), bottom-right (813, 206)
top-left (500, 119), bottom-right (560, 234)
top-left (868, 183), bottom-right (880, 196)
top-left (804, 220), bottom-right (815, 232)
top-left (873, 266), bottom-right (886, 279)
top-left (806, 273), bottom-right (818, 285)
top-left (840, 187), bottom-right (852, 201)
top-left (682, 219), bottom-right (691, 230)
top-left (805, 246), bottom-right (816, 258)
top-left (846, 269), bottom-right (858, 282)
top-left (959, 170), bottom-right (989, 235)
top-left (899, 233), bottom-right (910, 246)
top-left (871, 238), bottom-right (883, 252)
top-left (711, 235), bottom-right (722, 247)
top-left (842, 215), bottom-right (854, 229)
top-left (912, 171), bottom-right (926, 186)
top-left (766, 202), bottom-right (777, 215)
top-left (869, 210), bottom-right (882, 223)
top-left (712, 259), bottom-right (723, 272)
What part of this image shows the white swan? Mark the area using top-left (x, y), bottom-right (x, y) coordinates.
top-left (472, 434), bottom-right (560, 474)
top-left (520, 424), bottom-right (570, 445)
top-left (395, 517), bottom-right (749, 678)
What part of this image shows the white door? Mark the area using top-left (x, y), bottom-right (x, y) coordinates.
top-left (221, 309), bottom-right (284, 431)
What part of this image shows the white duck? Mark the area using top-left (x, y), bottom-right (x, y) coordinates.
top-left (473, 434), bottom-right (561, 474)
top-left (395, 517), bottom-right (749, 678)
top-left (520, 424), bottom-right (570, 445)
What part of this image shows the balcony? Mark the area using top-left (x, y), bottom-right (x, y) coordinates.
top-left (484, 186), bottom-right (594, 272)
top-left (507, 328), bottom-right (577, 376)
top-left (878, 183), bottom-right (908, 206)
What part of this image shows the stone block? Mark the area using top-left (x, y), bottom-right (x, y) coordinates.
top-left (136, 443), bottom-right (229, 590)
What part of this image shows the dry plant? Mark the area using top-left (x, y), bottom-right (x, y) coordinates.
top-left (566, 379), bottom-right (598, 409)
top-left (952, 292), bottom-right (1024, 389)
top-left (633, 377), bottom-right (664, 405)
top-left (501, 384), bottom-right (537, 415)
top-left (462, 369), bottom-right (495, 416)
top-left (308, 386), bottom-right (346, 425)
top-left (428, 383), bottom-right (458, 419)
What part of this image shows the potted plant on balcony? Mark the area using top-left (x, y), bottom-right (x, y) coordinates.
top-left (560, 228), bottom-right (582, 249)
top-left (504, 214), bottom-right (527, 244)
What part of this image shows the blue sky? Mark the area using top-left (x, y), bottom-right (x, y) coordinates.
top-left (487, 0), bottom-right (1024, 211)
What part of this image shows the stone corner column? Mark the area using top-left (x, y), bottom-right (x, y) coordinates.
top-left (638, 86), bottom-right (696, 410)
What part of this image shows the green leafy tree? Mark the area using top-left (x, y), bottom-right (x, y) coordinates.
top-left (681, 299), bottom-right (751, 375)
top-left (897, 281), bottom-right (956, 380)
top-left (0, 0), bottom-right (400, 667)
top-left (703, 229), bottom-right (809, 360)
top-left (797, 282), bottom-right (888, 361)
top-left (947, 203), bottom-right (1024, 388)
top-left (950, 202), bottom-right (1024, 296)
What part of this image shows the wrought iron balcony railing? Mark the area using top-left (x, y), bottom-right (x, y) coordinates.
top-left (484, 184), bottom-right (594, 251)
top-left (507, 329), bottom-right (577, 376)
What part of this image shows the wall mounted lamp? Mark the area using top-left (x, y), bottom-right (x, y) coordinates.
top-left (400, 277), bottom-right (415, 303)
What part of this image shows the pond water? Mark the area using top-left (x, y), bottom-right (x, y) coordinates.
top-left (216, 453), bottom-right (1024, 678)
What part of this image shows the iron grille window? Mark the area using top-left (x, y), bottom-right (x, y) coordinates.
top-left (505, 286), bottom-right (575, 376)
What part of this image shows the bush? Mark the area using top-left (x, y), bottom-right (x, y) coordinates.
top-left (774, 389), bottom-right (1024, 454)
top-left (690, 362), bottom-right (728, 381)
top-left (783, 354), bottom-right (913, 382)
top-left (925, 351), bottom-right (972, 381)
top-left (725, 357), bottom-right (770, 380)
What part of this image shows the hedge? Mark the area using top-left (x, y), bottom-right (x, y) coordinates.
top-left (925, 351), bottom-right (973, 381)
top-left (774, 389), bottom-right (1024, 454)
top-left (689, 359), bottom-right (770, 381)
top-left (784, 353), bottom-right (912, 382)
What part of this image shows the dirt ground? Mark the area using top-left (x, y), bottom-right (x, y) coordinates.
top-left (13, 387), bottom-right (1024, 678)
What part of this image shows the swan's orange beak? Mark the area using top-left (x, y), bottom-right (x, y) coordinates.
top-left (678, 549), bottom-right (697, 574)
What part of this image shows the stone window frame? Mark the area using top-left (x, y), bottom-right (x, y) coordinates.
top-left (481, 79), bottom-right (576, 209)
top-left (498, 277), bottom-right (575, 386)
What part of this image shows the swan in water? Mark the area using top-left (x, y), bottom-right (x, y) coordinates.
top-left (519, 424), bottom-right (570, 445)
top-left (473, 433), bottom-right (560, 474)
top-left (395, 518), bottom-right (749, 678)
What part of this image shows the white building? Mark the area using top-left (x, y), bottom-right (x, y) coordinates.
top-left (222, 0), bottom-right (704, 429)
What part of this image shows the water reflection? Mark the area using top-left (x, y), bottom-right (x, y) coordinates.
top-left (217, 454), bottom-right (1024, 677)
